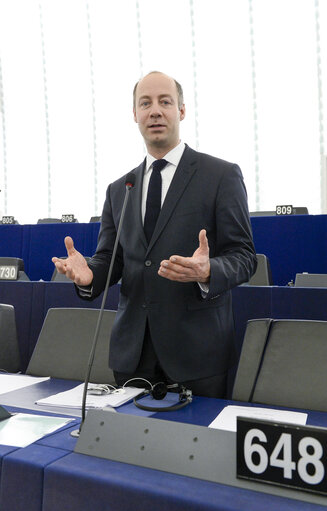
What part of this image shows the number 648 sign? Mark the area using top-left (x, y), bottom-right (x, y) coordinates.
top-left (237, 417), bottom-right (327, 495)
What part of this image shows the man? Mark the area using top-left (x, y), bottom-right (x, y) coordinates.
top-left (52, 71), bottom-right (257, 398)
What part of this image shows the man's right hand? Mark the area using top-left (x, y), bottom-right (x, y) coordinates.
top-left (52, 236), bottom-right (94, 286)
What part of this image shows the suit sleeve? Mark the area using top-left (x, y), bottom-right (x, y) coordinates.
top-left (205, 163), bottom-right (257, 299)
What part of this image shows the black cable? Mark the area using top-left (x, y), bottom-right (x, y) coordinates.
top-left (70, 172), bottom-right (135, 438)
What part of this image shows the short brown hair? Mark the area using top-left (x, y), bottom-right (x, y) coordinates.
top-left (133, 71), bottom-right (184, 109)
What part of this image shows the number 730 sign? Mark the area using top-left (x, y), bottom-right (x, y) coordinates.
top-left (237, 417), bottom-right (327, 495)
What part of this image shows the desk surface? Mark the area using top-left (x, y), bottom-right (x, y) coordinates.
top-left (1, 378), bottom-right (327, 511)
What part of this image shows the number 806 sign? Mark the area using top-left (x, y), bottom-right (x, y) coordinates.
top-left (237, 417), bottom-right (327, 495)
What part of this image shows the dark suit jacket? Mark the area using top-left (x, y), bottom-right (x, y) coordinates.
top-left (85, 145), bottom-right (257, 381)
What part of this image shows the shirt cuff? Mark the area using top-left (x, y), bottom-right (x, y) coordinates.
top-left (77, 284), bottom-right (93, 297)
top-left (198, 282), bottom-right (209, 297)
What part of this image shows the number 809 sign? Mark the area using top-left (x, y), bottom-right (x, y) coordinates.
top-left (237, 417), bottom-right (327, 496)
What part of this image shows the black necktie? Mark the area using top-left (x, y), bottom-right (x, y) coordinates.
top-left (144, 159), bottom-right (168, 243)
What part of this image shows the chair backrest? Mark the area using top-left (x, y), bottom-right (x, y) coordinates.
top-left (0, 304), bottom-right (21, 373)
top-left (37, 218), bottom-right (62, 224)
top-left (233, 318), bottom-right (327, 412)
top-left (232, 319), bottom-right (272, 402)
top-left (26, 308), bottom-right (116, 383)
top-left (246, 254), bottom-right (273, 286)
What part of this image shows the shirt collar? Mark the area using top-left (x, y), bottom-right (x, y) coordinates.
top-left (145, 141), bottom-right (185, 173)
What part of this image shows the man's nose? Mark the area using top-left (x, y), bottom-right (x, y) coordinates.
top-left (149, 103), bottom-right (162, 117)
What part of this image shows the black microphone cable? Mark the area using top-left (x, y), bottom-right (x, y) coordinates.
top-left (71, 172), bottom-right (136, 437)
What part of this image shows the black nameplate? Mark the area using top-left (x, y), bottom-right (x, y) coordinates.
top-left (1, 215), bottom-right (15, 224)
top-left (276, 205), bottom-right (294, 215)
top-left (237, 417), bottom-right (327, 496)
top-left (61, 214), bottom-right (75, 223)
top-left (0, 265), bottom-right (18, 280)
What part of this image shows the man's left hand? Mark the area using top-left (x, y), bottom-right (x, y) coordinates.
top-left (158, 229), bottom-right (210, 283)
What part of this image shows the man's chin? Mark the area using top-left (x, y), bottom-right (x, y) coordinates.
top-left (147, 136), bottom-right (168, 148)
top-left (152, 139), bottom-right (167, 146)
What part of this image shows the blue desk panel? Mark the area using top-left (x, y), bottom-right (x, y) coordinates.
top-left (26, 223), bottom-right (92, 281)
top-left (271, 286), bottom-right (327, 320)
top-left (0, 222), bottom-right (102, 281)
top-left (0, 444), bottom-right (69, 511)
top-left (43, 452), bottom-right (326, 511)
top-left (2, 215), bottom-right (327, 285)
top-left (251, 214), bottom-right (327, 286)
top-left (0, 225), bottom-right (25, 259)
top-left (0, 445), bottom-right (19, 481)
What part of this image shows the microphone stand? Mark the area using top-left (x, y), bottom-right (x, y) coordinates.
top-left (71, 174), bottom-right (135, 437)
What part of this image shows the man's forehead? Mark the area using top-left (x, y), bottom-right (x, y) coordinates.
top-left (136, 74), bottom-right (177, 98)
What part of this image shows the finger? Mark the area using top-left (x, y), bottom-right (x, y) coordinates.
top-left (54, 260), bottom-right (67, 274)
top-left (159, 261), bottom-right (195, 278)
top-left (168, 255), bottom-right (193, 268)
top-left (161, 258), bottom-right (191, 273)
top-left (198, 229), bottom-right (209, 251)
top-left (64, 236), bottom-right (75, 256)
top-left (158, 267), bottom-right (194, 282)
top-left (65, 268), bottom-right (75, 281)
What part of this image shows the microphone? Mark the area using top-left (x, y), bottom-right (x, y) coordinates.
top-left (71, 172), bottom-right (136, 437)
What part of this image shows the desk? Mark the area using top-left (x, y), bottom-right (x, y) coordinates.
top-left (1, 379), bottom-right (327, 510)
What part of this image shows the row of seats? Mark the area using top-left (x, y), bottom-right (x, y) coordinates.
top-left (2, 304), bottom-right (327, 412)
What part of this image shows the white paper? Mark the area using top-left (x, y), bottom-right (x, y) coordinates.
top-left (0, 413), bottom-right (73, 447)
top-left (209, 405), bottom-right (308, 432)
top-left (0, 374), bottom-right (50, 394)
top-left (36, 383), bottom-right (145, 409)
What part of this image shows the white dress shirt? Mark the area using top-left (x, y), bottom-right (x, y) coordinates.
top-left (141, 141), bottom-right (186, 222)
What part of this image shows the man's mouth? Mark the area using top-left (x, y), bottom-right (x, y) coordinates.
top-left (148, 124), bottom-right (165, 129)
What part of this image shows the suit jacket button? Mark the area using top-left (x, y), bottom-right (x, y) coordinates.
top-left (145, 260), bottom-right (152, 267)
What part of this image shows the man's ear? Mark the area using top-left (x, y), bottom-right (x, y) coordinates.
top-left (179, 104), bottom-right (186, 121)
top-left (133, 108), bottom-right (138, 123)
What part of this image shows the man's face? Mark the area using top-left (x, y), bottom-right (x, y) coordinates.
top-left (133, 73), bottom-right (185, 155)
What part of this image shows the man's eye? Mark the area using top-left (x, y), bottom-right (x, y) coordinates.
top-left (141, 101), bottom-right (150, 107)
top-left (161, 100), bottom-right (171, 105)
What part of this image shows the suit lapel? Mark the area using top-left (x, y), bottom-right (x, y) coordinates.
top-left (129, 159), bottom-right (148, 249)
top-left (146, 146), bottom-right (197, 254)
